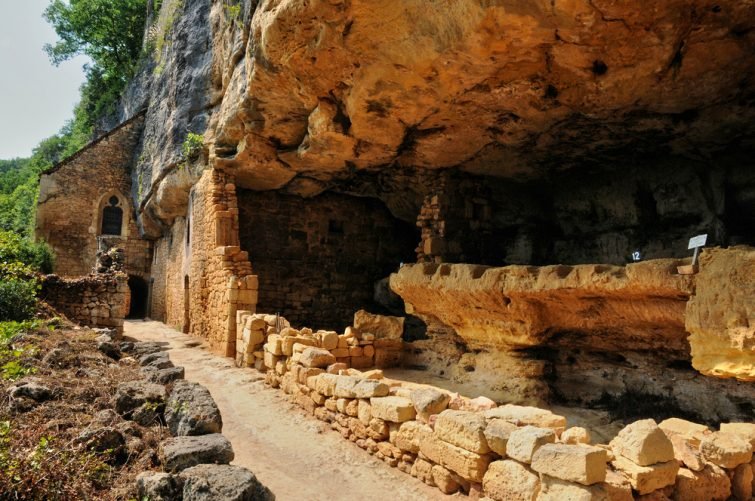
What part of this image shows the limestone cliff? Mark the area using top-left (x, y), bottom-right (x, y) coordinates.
top-left (124, 0), bottom-right (755, 263)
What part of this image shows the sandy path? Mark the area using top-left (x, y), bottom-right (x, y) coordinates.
top-left (125, 320), bottom-right (448, 501)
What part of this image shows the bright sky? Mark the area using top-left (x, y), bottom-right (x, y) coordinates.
top-left (0, 0), bottom-right (89, 159)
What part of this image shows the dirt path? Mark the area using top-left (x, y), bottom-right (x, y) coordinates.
top-left (125, 320), bottom-right (448, 501)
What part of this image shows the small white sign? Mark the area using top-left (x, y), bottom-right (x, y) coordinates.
top-left (688, 234), bottom-right (708, 249)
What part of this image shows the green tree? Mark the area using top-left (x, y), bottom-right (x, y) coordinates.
top-left (44, 0), bottom-right (148, 127)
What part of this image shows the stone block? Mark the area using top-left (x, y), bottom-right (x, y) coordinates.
top-left (610, 419), bottom-right (674, 466)
top-left (561, 427), bottom-right (592, 445)
top-left (674, 464), bottom-right (731, 501)
top-left (282, 336), bottom-right (316, 356)
top-left (353, 310), bottom-right (404, 339)
top-left (299, 347), bottom-right (336, 368)
top-left (537, 474), bottom-right (633, 501)
top-left (395, 421), bottom-right (433, 454)
top-left (720, 423), bottom-right (755, 449)
top-left (610, 456), bottom-right (678, 495)
top-left (265, 335), bottom-right (283, 356)
top-left (700, 432), bottom-right (753, 469)
top-left (484, 419), bottom-right (518, 456)
top-left (352, 379), bottom-right (389, 398)
top-left (731, 463), bottom-right (753, 501)
top-left (531, 443), bottom-right (608, 485)
top-left (435, 409), bottom-right (491, 454)
top-left (432, 464), bottom-right (461, 494)
top-left (482, 459), bottom-right (540, 501)
top-left (331, 348), bottom-right (350, 358)
top-left (357, 399), bottom-right (372, 424)
top-left (333, 375), bottom-right (360, 398)
top-left (160, 434), bottom-right (234, 473)
top-left (320, 331), bottom-right (339, 351)
top-left (350, 355), bottom-right (373, 369)
top-left (370, 396), bottom-right (416, 423)
top-left (506, 426), bottom-right (556, 464)
top-left (420, 433), bottom-right (493, 483)
top-left (410, 387), bottom-right (450, 421)
top-left (484, 405), bottom-right (566, 433)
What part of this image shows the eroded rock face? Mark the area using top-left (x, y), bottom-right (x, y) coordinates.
top-left (212, 0), bottom-right (755, 186)
top-left (686, 246), bottom-right (755, 381)
top-left (390, 259), bottom-right (693, 351)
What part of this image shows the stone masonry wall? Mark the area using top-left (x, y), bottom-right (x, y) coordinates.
top-left (36, 112), bottom-right (151, 279)
top-left (150, 169), bottom-right (257, 356)
top-left (40, 273), bottom-right (129, 336)
top-left (237, 190), bottom-right (418, 331)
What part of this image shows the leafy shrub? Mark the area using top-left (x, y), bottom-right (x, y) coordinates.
top-left (181, 132), bottom-right (204, 160)
top-left (0, 280), bottom-right (38, 322)
top-left (0, 231), bottom-right (54, 274)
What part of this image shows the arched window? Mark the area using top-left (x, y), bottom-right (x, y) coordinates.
top-left (101, 196), bottom-right (124, 235)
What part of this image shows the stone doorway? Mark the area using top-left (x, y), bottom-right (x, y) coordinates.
top-left (127, 275), bottom-right (148, 319)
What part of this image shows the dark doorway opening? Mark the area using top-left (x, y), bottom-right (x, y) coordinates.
top-left (127, 275), bottom-right (148, 319)
top-left (183, 275), bottom-right (190, 333)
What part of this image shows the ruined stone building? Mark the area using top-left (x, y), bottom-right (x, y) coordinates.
top-left (36, 0), bottom-right (754, 425)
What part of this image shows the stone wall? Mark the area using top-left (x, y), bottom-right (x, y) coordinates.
top-left (150, 169), bottom-right (257, 356)
top-left (244, 309), bottom-right (755, 501)
top-left (237, 190), bottom-right (417, 330)
top-left (40, 274), bottom-right (129, 336)
top-left (36, 112), bottom-right (152, 279)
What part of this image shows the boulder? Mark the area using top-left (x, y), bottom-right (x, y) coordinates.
top-left (299, 347), bottom-right (336, 368)
top-left (131, 342), bottom-right (165, 357)
top-left (420, 433), bottom-right (493, 483)
top-left (435, 409), bottom-right (491, 454)
top-left (369, 396), bottom-right (416, 423)
top-left (673, 464), bottom-right (731, 501)
top-left (483, 419), bottom-right (518, 456)
top-left (611, 455), bottom-right (678, 495)
top-left (531, 443), bottom-right (607, 485)
top-left (76, 426), bottom-right (125, 456)
top-left (146, 366), bottom-right (186, 385)
top-left (410, 388), bottom-right (450, 421)
top-left (179, 464), bottom-right (274, 501)
top-left (352, 379), bottom-right (390, 399)
top-left (484, 405), bottom-right (566, 433)
top-left (506, 426), bottom-right (556, 464)
top-left (165, 380), bottom-right (223, 436)
top-left (431, 464), bottom-right (461, 494)
top-left (139, 352), bottom-right (174, 369)
top-left (9, 381), bottom-right (53, 402)
top-left (114, 381), bottom-right (166, 417)
top-left (658, 418), bottom-right (709, 471)
top-left (609, 419), bottom-right (675, 466)
top-left (97, 341), bottom-right (121, 360)
top-left (161, 434), bottom-right (234, 473)
top-left (482, 459), bottom-right (540, 501)
top-left (136, 471), bottom-right (181, 501)
top-left (700, 432), bottom-right (753, 469)
top-left (353, 310), bottom-right (404, 339)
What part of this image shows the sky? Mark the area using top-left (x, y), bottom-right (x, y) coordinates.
top-left (0, 0), bottom-right (89, 159)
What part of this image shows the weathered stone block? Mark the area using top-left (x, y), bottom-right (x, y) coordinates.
top-left (370, 396), bottom-right (416, 423)
top-left (537, 474), bottom-right (633, 501)
top-left (160, 434), bottom-right (234, 473)
top-left (420, 433), bottom-right (493, 482)
top-left (506, 426), bottom-right (556, 464)
top-left (353, 310), bottom-right (404, 339)
top-left (484, 418), bottom-right (518, 457)
top-left (435, 409), bottom-right (491, 454)
top-left (482, 459), bottom-right (540, 501)
top-left (674, 464), bottom-right (731, 501)
top-left (410, 387), bottom-right (450, 421)
top-left (484, 405), bottom-right (566, 433)
top-left (395, 421), bottom-right (433, 454)
top-left (610, 419), bottom-right (674, 466)
top-left (611, 455), bottom-right (678, 495)
top-left (700, 432), bottom-right (753, 469)
top-left (731, 462), bottom-right (753, 501)
top-left (299, 347), bottom-right (336, 368)
top-left (561, 427), bottom-right (592, 445)
top-left (720, 423), bottom-right (755, 449)
top-left (531, 443), bottom-right (608, 485)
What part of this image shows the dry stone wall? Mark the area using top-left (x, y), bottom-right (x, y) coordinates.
top-left (243, 310), bottom-right (755, 500)
top-left (40, 274), bottom-right (129, 336)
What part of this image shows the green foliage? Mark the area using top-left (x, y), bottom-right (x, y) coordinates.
top-left (0, 321), bottom-right (39, 380)
top-left (44, 0), bottom-right (149, 131)
top-left (0, 281), bottom-right (38, 323)
top-left (181, 132), bottom-right (204, 160)
top-left (0, 231), bottom-right (54, 274)
top-left (224, 2), bottom-right (241, 22)
top-left (148, 0), bottom-right (184, 73)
